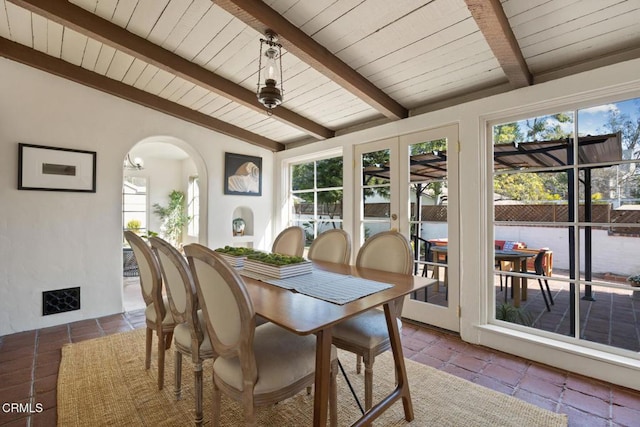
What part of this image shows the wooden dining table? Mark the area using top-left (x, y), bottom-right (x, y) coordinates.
top-left (429, 246), bottom-right (535, 307)
top-left (240, 260), bottom-right (436, 426)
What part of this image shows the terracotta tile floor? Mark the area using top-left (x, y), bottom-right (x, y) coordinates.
top-left (1, 311), bottom-right (639, 426)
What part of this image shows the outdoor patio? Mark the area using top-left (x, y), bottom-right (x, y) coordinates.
top-left (415, 268), bottom-right (640, 353)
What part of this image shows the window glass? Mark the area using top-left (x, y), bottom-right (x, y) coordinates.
top-left (290, 156), bottom-right (343, 245)
top-left (188, 176), bottom-right (199, 237)
top-left (123, 176), bottom-right (148, 240)
top-left (492, 99), bottom-right (640, 354)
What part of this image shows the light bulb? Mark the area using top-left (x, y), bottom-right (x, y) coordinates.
top-left (264, 47), bottom-right (279, 84)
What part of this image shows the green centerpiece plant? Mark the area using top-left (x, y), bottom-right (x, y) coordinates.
top-left (214, 246), bottom-right (259, 257)
top-left (247, 252), bottom-right (306, 266)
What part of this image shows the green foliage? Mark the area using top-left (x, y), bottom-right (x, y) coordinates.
top-left (493, 123), bottom-right (523, 144)
top-left (493, 114), bottom-right (574, 201)
top-left (292, 158), bottom-right (344, 221)
top-left (627, 275), bottom-right (640, 284)
top-left (125, 219), bottom-right (142, 234)
top-left (495, 303), bottom-right (533, 326)
top-left (247, 252), bottom-right (306, 266)
top-left (214, 246), bottom-right (259, 256)
top-left (493, 174), bottom-right (554, 201)
top-left (152, 190), bottom-right (191, 246)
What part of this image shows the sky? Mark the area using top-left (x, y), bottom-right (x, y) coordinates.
top-left (577, 98), bottom-right (640, 136)
top-left (505, 96), bottom-right (640, 144)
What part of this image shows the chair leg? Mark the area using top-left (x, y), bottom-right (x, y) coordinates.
top-left (194, 361), bottom-right (203, 427)
top-left (165, 331), bottom-right (173, 350)
top-left (157, 332), bottom-right (165, 390)
top-left (544, 278), bottom-right (554, 305)
top-left (242, 388), bottom-right (256, 427)
top-left (145, 327), bottom-right (152, 370)
top-left (538, 279), bottom-right (551, 311)
top-left (212, 376), bottom-right (221, 427)
top-left (330, 359), bottom-right (338, 427)
top-left (174, 350), bottom-right (182, 399)
top-left (356, 355), bottom-right (362, 374)
top-left (364, 356), bottom-right (374, 411)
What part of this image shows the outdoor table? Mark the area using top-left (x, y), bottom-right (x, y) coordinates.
top-left (428, 246), bottom-right (535, 307)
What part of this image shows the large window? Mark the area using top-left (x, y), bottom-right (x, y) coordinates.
top-left (290, 156), bottom-right (343, 245)
top-left (187, 176), bottom-right (199, 237)
top-left (491, 98), bottom-right (640, 355)
top-left (123, 176), bottom-right (148, 237)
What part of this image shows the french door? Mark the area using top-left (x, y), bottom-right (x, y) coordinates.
top-left (354, 124), bottom-right (460, 332)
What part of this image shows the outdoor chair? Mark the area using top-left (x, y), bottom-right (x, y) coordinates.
top-left (271, 226), bottom-right (305, 257)
top-left (331, 231), bottom-right (413, 410)
top-left (307, 228), bottom-right (351, 264)
top-left (150, 237), bottom-right (215, 426)
top-left (532, 250), bottom-right (554, 311)
top-left (184, 243), bottom-right (338, 427)
top-left (123, 231), bottom-right (176, 390)
top-left (503, 249), bottom-right (554, 312)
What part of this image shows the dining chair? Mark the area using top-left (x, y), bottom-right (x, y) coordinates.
top-left (502, 249), bottom-right (554, 311)
top-left (532, 250), bottom-right (554, 311)
top-left (331, 230), bottom-right (413, 410)
top-left (149, 237), bottom-right (215, 426)
top-left (271, 226), bottom-right (305, 257)
top-left (184, 243), bottom-right (338, 427)
top-left (307, 228), bottom-right (351, 264)
top-left (123, 231), bottom-right (176, 390)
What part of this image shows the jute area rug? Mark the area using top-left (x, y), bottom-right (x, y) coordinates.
top-left (58, 329), bottom-right (567, 426)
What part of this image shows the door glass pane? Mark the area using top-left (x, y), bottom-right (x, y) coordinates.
top-left (362, 148), bottom-right (391, 239)
top-left (123, 176), bottom-right (147, 238)
top-left (408, 138), bottom-right (448, 307)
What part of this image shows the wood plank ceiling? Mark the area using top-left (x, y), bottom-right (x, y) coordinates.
top-left (0, 0), bottom-right (639, 152)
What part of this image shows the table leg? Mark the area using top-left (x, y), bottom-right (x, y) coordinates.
top-left (520, 259), bottom-right (528, 301)
top-left (313, 328), bottom-right (332, 427)
top-left (513, 273), bottom-right (521, 308)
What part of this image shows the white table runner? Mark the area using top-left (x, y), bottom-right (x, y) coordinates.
top-left (240, 268), bottom-right (392, 305)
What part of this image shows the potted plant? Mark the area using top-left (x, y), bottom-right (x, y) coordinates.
top-left (627, 275), bottom-right (640, 287)
top-left (495, 302), bottom-right (533, 326)
top-left (153, 190), bottom-right (191, 247)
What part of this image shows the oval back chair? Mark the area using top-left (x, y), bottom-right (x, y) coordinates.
top-left (150, 236), bottom-right (215, 426)
top-left (271, 226), bottom-right (305, 257)
top-left (331, 231), bottom-right (413, 410)
top-left (184, 244), bottom-right (338, 426)
top-left (307, 229), bottom-right (351, 264)
top-left (123, 231), bottom-right (175, 390)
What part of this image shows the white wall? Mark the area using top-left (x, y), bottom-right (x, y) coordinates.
top-left (0, 58), bottom-right (273, 335)
top-left (496, 226), bottom-right (640, 276)
top-left (275, 58), bottom-right (640, 390)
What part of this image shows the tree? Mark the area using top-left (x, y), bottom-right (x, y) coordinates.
top-left (493, 114), bottom-right (573, 201)
top-left (152, 190), bottom-right (191, 247)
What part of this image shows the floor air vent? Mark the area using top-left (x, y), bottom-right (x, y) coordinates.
top-left (43, 287), bottom-right (80, 315)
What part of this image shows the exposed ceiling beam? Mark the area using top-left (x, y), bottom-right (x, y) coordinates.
top-left (465, 0), bottom-right (532, 88)
top-left (215, 0), bottom-right (408, 121)
top-left (0, 38), bottom-right (284, 151)
top-left (7, 0), bottom-right (333, 141)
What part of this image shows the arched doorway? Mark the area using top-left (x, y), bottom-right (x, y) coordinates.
top-left (121, 136), bottom-right (208, 311)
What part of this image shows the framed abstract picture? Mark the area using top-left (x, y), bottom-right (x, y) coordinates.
top-left (224, 152), bottom-right (262, 196)
top-left (18, 143), bottom-right (97, 192)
